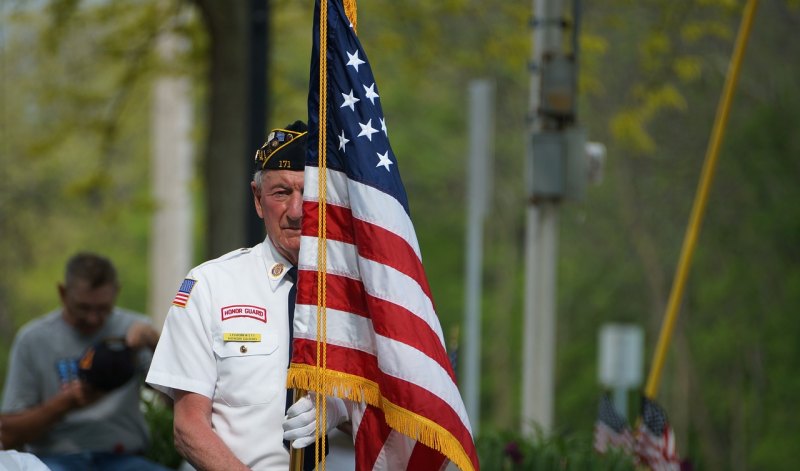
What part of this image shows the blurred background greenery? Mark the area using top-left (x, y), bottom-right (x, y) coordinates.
top-left (1, 0), bottom-right (799, 469)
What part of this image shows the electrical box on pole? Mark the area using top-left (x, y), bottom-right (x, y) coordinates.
top-left (539, 53), bottom-right (577, 121)
top-left (531, 127), bottom-right (588, 201)
top-left (531, 46), bottom-right (589, 201)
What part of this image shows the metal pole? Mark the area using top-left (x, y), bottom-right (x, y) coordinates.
top-left (613, 388), bottom-right (628, 420)
top-left (289, 389), bottom-right (307, 471)
top-left (462, 79), bottom-right (494, 435)
top-left (644, 0), bottom-right (760, 399)
top-left (521, 0), bottom-right (565, 437)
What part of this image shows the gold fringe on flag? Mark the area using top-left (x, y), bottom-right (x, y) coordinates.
top-left (288, 365), bottom-right (476, 471)
top-left (343, 0), bottom-right (357, 33)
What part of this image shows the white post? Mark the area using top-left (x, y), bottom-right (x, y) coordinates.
top-left (149, 29), bottom-right (194, 330)
top-left (522, 0), bottom-right (565, 437)
top-left (598, 323), bottom-right (645, 419)
top-left (462, 79), bottom-right (494, 435)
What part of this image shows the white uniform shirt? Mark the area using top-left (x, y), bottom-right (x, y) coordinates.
top-left (146, 240), bottom-right (293, 470)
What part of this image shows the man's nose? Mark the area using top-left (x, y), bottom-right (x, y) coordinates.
top-left (84, 311), bottom-right (104, 326)
top-left (287, 193), bottom-right (304, 220)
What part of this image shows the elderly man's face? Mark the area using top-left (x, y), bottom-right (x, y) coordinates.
top-left (59, 280), bottom-right (117, 336)
top-left (252, 170), bottom-right (305, 265)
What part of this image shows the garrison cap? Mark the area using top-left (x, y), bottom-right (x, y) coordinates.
top-left (78, 338), bottom-right (137, 391)
top-left (254, 120), bottom-right (308, 171)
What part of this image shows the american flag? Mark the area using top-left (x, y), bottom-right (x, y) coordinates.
top-left (635, 396), bottom-right (680, 471)
top-left (287, 1), bottom-right (479, 470)
top-left (593, 393), bottom-right (635, 454)
top-left (171, 278), bottom-right (196, 308)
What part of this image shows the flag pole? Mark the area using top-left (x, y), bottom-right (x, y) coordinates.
top-left (289, 2), bottom-right (359, 469)
top-left (289, 388), bottom-right (308, 471)
top-left (643, 0), bottom-right (760, 399)
top-left (290, 0), bottom-right (331, 466)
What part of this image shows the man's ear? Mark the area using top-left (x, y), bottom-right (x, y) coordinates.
top-left (251, 181), bottom-right (265, 219)
top-left (58, 283), bottom-right (67, 303)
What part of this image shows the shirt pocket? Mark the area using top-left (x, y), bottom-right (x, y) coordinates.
top-left (212, 332), bottom-right (284, 407)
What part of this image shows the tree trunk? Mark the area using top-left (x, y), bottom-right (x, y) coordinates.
top-left (194, 0), bottom-right (251, 258)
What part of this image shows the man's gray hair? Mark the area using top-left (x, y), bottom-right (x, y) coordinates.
top-left (253, 170), bottom-right (265, 192)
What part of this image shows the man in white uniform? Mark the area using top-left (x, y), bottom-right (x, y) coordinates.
top-left (146, 121), bottom-right (349, 470)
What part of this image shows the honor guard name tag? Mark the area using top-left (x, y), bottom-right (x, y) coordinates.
top-left (223, 333), bottom-right (262, 342)
top-left (221, 305), bottom-right (267, 323)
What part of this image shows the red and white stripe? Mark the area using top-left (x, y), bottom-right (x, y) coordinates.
top-left (593, 421), bottom-right (635, 454)
top-left (635, 424), bottom-right (679, 471)
top-left (293, 166), bottom-right (478, 470)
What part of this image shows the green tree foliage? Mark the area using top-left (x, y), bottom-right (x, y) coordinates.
top-left (558, 2), bottom-right (800, 470)
top-left (0, 1), bottom-right (179, 363)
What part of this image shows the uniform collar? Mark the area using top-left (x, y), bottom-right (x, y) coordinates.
top-left (260, 237), bottom-right (295, 292)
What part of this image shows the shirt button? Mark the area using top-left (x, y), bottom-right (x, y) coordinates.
top-left (240, 345), bottom-right (248, 354)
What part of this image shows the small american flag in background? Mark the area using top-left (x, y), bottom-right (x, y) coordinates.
top-left (636, 395), bottom-right (680, 471)
top-left (171, 278), bottom-right (196, 308)
top-left (287, 0), bottom-right (479, 470)
top-left (593, 393), bottom-right (635, 454)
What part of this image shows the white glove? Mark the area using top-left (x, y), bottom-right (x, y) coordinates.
top-left (282, 393), bottom-right (349, 449)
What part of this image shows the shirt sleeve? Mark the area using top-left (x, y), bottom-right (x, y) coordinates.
top-left (1, 329), bottom-right (41, 413)
top-left (145, 271), bottom-right (217, 399)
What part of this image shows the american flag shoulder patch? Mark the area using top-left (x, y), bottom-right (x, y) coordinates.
top-left (172, 278), bottom-right (197, 308)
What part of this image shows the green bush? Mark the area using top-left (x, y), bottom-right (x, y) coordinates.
top-left (142, 391), bottom-right (183, 469)
top-left (476, 429), bottom-right (636, 471)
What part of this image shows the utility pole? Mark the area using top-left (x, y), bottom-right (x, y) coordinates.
top-left (522, 0), bottom-right (583, 436)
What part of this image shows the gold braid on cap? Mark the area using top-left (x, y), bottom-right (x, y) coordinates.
top-left (254, 128), bottom-right (308, 170)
